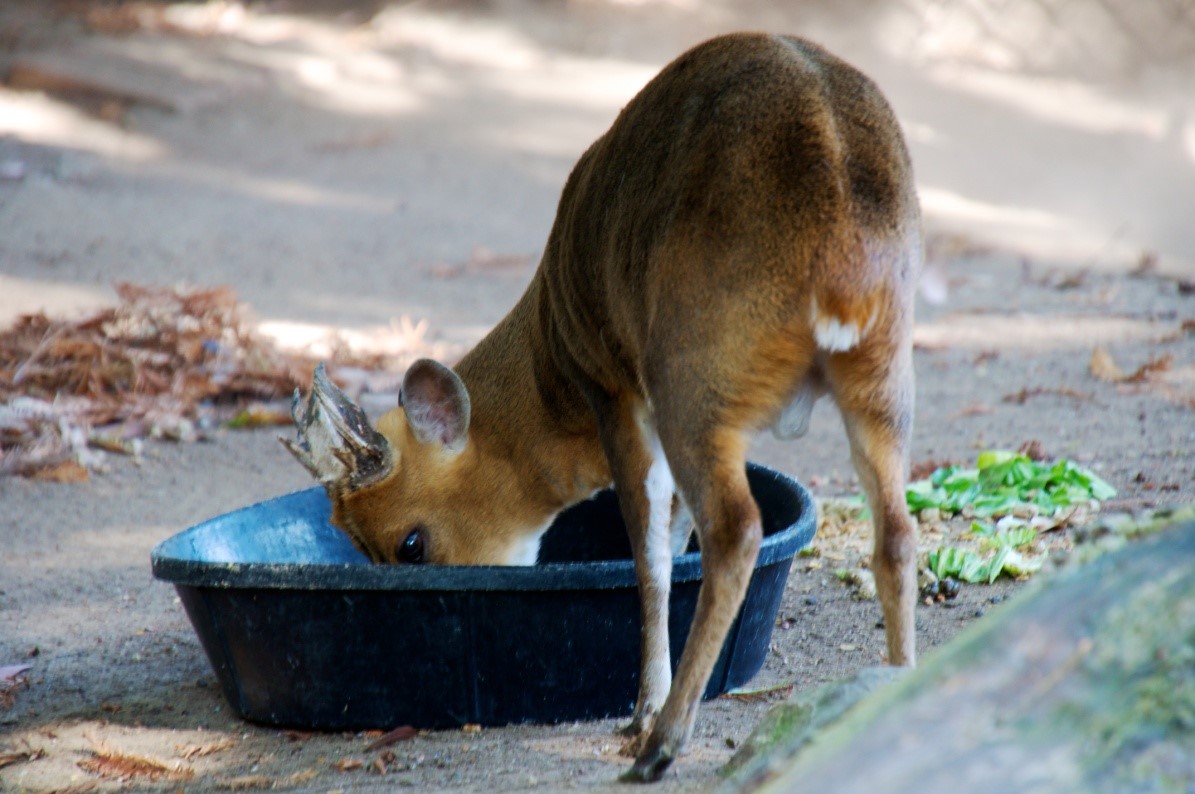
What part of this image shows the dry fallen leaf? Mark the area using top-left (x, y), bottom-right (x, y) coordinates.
top-left (1017, 439), bottom-right (1048, 461)
top-left (283, 767), bottom-right (320, 786)
top-left (78, 742), bottom-right (193, 782)
top-left (333, 757), bottom-right (364, 772)
top-left (218, 774), bottom-right (274, 790)
top-left (365, 725), bottom-right (418, 750)
top-left (948, 401), bottom-right (994, 420)
top-left (1091, 346), bottom-right (1126, 382)
top-left (1, 282), bottom-right (420, 479)
top-left (1091, 347), bottom-right (1173, 385)
top-left (29, 459), bottom-right (90, 483)
top-left (910, 458), bottom-right (957, 482)
top-left (0, 748), bottom-right (46, 770)
top-left (1123, 354), bottom-right (1173, 383)
top-left (178, 737), bottom-right (237, 760)
top-left (1002, 387), bottom-right (1092, 404)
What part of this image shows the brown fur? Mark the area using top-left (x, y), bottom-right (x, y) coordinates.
top-left (289, 32), bottom-right (921, 782)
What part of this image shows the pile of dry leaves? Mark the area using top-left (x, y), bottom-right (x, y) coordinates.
top-left (0, 283), bottom-right (389, 481)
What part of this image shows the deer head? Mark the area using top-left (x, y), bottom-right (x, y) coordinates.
top-left (282, 361), bottom-right (548, 566)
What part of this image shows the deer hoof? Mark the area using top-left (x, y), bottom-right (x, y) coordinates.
top-left (619, 742), bottom-right (675, 783)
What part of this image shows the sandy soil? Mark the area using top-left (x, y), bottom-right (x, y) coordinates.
top-left (1, 1), bottom-right (1193, 791)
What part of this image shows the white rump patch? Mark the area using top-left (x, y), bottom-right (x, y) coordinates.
top-left (811, 296), bottom-right (871, 353)
top-left (815, 316), bottom-right (862, 352)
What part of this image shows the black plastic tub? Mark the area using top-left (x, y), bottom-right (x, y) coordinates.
top-left (151, 463), bottom-right (815, 730)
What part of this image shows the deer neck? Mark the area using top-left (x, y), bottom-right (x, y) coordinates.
top-left (454, 272), bottom-right (611, 512)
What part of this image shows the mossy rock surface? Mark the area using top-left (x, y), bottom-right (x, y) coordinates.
top-left (721, 666), bottom-right (906, 783)
top-left (723, 521), bottom-right (1195, 794)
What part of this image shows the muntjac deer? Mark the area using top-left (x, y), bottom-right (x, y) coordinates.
top-left (285, 32), bottom-right (921, 782)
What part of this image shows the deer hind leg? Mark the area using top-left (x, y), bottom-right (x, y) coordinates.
top-left (623, 418), bottom-right (762, 782)
top-left (589, 392), bottom-right (677, 742)
top-left (826, 345), bottom-right (918, 666)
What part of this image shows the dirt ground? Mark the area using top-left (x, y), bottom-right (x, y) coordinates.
top-left (1, 1), bottom-right (1193, 792)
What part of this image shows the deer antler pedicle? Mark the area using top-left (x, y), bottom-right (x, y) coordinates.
top-left (281, 363), bottom-right (393, 494)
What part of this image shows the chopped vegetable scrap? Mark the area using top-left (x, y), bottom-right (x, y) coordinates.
top-left (911, 450), bottom-right (1117, 584)
top-left (928, 525), bottom-right (1043, 584)
top-left (907, 449), bottom-right (1116, 519)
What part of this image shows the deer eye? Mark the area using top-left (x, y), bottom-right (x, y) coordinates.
top-left (397, 526), bottom-right (426, 564)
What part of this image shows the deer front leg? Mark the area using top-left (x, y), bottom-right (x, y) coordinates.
top-left (623, 427), bottom-right (762, 782)
top-left (591, 395), bottom-right (677, 745)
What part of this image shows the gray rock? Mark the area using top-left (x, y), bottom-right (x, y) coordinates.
top-left (723, 521), bottom-right (1195, 794)
top-left (720, 666), bottom-right (906, 784)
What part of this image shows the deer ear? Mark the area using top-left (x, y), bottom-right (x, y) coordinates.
top-left (400, 359), bottom-right (471, 452)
